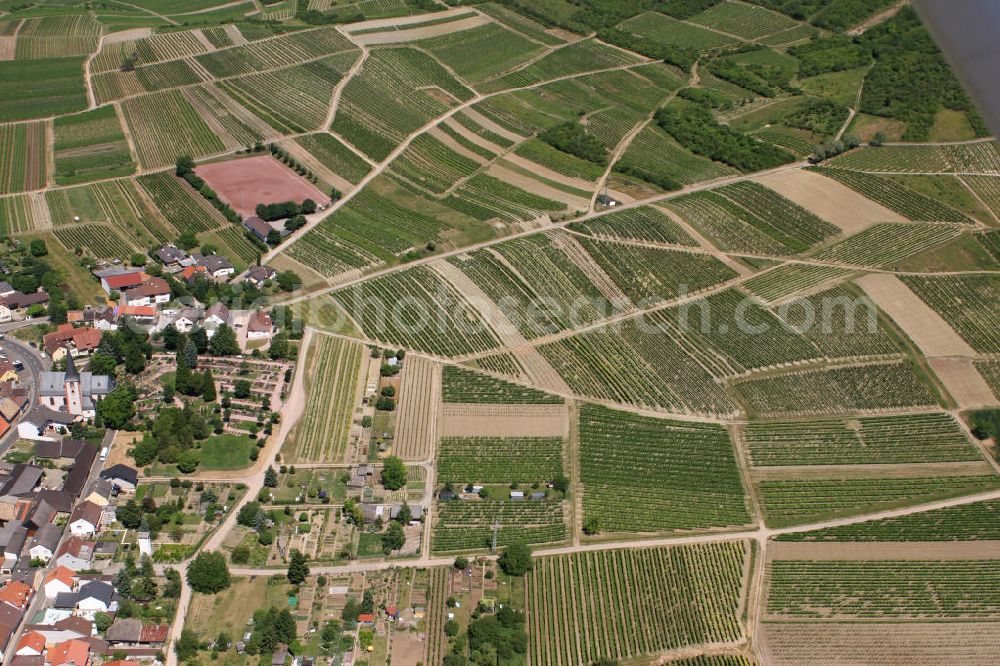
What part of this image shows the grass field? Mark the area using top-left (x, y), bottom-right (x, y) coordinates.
top-left (53, 106), bottom-right (135, 185)
top-left (198, 434), bottom-right (256, 470)
top-left (285, 334), bottom-right (363, 464)
top-left (0, 57), bottom-right (87, 122)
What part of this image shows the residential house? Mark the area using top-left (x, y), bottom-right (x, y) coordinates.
top-left (17, 407), bottom-right (75, 441)
top-left (153, 245), bottom-right (188, 268)
top-left (37, 354), bottom-right (114, 420)
top-left (0, 522), bottom-right (28, 572)
top-left (55, 580), bottom-right (117, 614)
top-left (99, 271), bottom-right (145, 296)
top-left (246, 310), bottom-right (274, 341)
top-left (24, 499), bottom-right (56, 532)
top-left (55, 537), bottom-right (95, 572)
top-left (99, 465), bottom-right (137, 493)
top-left (0, 396), bottom-right (27, 427)
top-left (243, 217), bottom-right (271, 243)
top-left (36, 490), bottom-right (74, 516)
top-left (0, 361), bottom-right (17, 384)
top-left (0, 581), bottom-right (31, 610)
top-left (42, 325), bottom-right (102, 361)
top-left (46, 639), bottom-right (90, 666)
top-left (122, 278), bottom-right (170, 307)
top-left (33, 439), bottom-right (88, 464)
top-left (114, 306), bottom-right (156, 328)
top-left (194, 254), bottom-right (235, 280)
top-left (60, 444), bottom-right (97, 501)
top-left (68, 502), bottom-right (102, 537)
top-left (179, 265), bottom-right (207, 283)
top-left (0, 602), bottom-right (24, 659)
top-left (271, 643), bottom-right (289, 666)
top-left (28, 523), bottom-right (61, 563)
top-left (70, 307), bottom-right (117, 332)
top-left (43, 567), bottom-right (76, 600)
top-left (106, 619), bottom-right (168, 648)
top-left (82, 480), bottom-right (113, 508)
top-left (1, 290), bottom-right (49, 319)
top-left (24, 617), bottom-right (92, 645)
top-left (171, 308), bottom-right (202, 334)
top-left (14, 632), bottom-right (44, 656)
top-left (243, 266), bottom-right (276, 287)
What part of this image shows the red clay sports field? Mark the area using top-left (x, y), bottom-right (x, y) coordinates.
top-left (195, 154), bottom-right (329, 218)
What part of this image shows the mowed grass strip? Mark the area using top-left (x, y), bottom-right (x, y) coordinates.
top-left (285, 334), bottom-right (363, 463)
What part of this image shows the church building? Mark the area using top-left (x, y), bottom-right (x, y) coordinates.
top-left (37, 352), bottom-right (114, 420)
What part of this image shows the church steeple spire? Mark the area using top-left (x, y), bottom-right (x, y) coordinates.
top-left (64, 348), bottom-right (79, 382)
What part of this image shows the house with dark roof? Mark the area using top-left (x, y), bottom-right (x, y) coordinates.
top-left (193, 254), bottom-right (235, 280)
top-left (0, 601), bottom-right (25, 658)
top-left (28, 523), bottom-right (61, 563)
top-left (243, 265), bottom-right (276, 287)
top-left (1, 290), bottom-right (49, 318)
top-left (17, 406), bottom-right (75, 441)
top-left (153, 245), bottom-right (187, 268)
top-left (68, 502), bottom-right (102, 537)
top-left (243, 217), bottom-right (271, 242)
top-left (55, 580), bottom-right (117, 613)
top-left (0, 524), bottom-right (26, 571)
top-left (62, 443), bottom-right (97, 500)
top-left (99, 465), bottom-right (137, 492)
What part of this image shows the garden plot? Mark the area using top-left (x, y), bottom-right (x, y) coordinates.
top-left (618, 11), bottom-right (741, 50)
top-left (414, 21), bottom-right (543, 83)
top-left (334, 266), bottom-right (501, 357)
top-left (183, 84), bottom-right (279, 147)
top-left (811, 167), bottom-right (974, 224)
top-left (388, 133), bottom-right (481, 195)
top-left (963, 175), bottom-right (1000, 219)
top-left (477, 164), bottom-right (587, 212)
top-left (769, 541), bottom-right (1000, 561)
top-left (392, 355), bottom-right (440, 461)
top-left (438, 403), bottom-right (567, 438)
top-left (568, 206), bottom-right (697, 247)
top-left (437, 435), bottom-right (563, 483)
top-left (14, 15), bottom-right (101, 60)
top-left (484, 38), bottom-right (646, 92)
top-left (193, 27), bottom-right (355, 78)
top-left (525, 542), bottom-right (750, 666)
top-left (92, 28), bottom-right (213, 73)
top-left (44, 179), bottom-right (170, 244)
top-left (756, 475), bottom-right (1000, 528)
top-left (760, 621), bottom-right (1000, 666)
top-left (0, 194), bottom-right (49, 235)
top-left (0, 120), bottom-right (46, 194)
top-left (120, 89), bottom-right (226, 168)
top-left (284, 334), bottom-right (365, 464)
top-left (735, 361), bottom-right (939, 417)
top-left (433, 497), bottom-right (567, 552)
top-left (0, 57), bottom-right (87, 122)
top-left (811, 223), bottom-right (961, 267)
top-left (778, 499), bottom-right (1000, 542)
top-left (753, 168), bottom-right (905, 234)
top-left (351, 13), bottom-right (489, 45)
top-left (579, 404), bottom-right (750, 533)
top-left (291, 132), bottom-right (372, 184)
top-left (977, 361), bottom-right (1000, 401)
top-left (830, 144), bottom-right (955, 173)
top-left (538, 317), bottom-right (739, 416)
top-left (218, 52), bottom-right (358, 134)
top-left (689, 0), bottom-right (800, 40)
top-left (765, 559), bottom-right (1000, 619)
top-left (744, 413), bottom-right (983, 466)
top-left (900, 274), bottom-right (1000, 353)
top-left (441, 365), bottom-right (562, 404)
top-left (136, 172), bottom-right (225, 236)
top-left (331, 47), bottom-right (475, 162)
top-left (53, 106), bottom-right (134, 185)
top-left (745, 264), bottom-right (854, 304)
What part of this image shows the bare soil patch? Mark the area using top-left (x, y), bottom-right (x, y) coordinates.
top-left (102, 27), bottom-right (153, 45)
top-left (760, 621), bottom-right (1000, 665)
top-left (929, 358), bottom-right (998, 408)
top-left (856, 273), bottom-right (976, 356)
top-left (754, 168), bottom-right (906, 233)
top-left (0, 36), bottom-right (15, 60)
top-left (769, 540), bottom-right (1000, 561)
top-left (442, 117), bottom-right (506, 155)
top-left (394, 356), bottom-right (440, 461)
top-left (513, 346), bottom-right (573, 395)
top-left (195, 154), bottom-right (330, 218)
top-left (460, 108), bottom-right (525, 143)
top-left (439, 403), bottom-right (568, 437)
top-left (428, 126), bottom-right (490, 166)
top-left (352, 15), bottom-right (490, 45)
top-left (343, 6), bottom-right (479, 32)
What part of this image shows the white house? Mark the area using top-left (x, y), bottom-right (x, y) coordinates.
top-left (28, 523), bottom-right (61, 563)
top-left (194, 254), bottom-right (235, 280)
top-left (68, 501), bottom-right (102, 537)
top-left (123, 277), bottom-right (170, 307)
top-left (75, 581), bottom-right (117, 614)
top-left (246, 310), bottom-right (274, 341)
top-left (171, 308), bottom-right (202, 334)
top-left (43, 567), bottom-right (76, 600)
